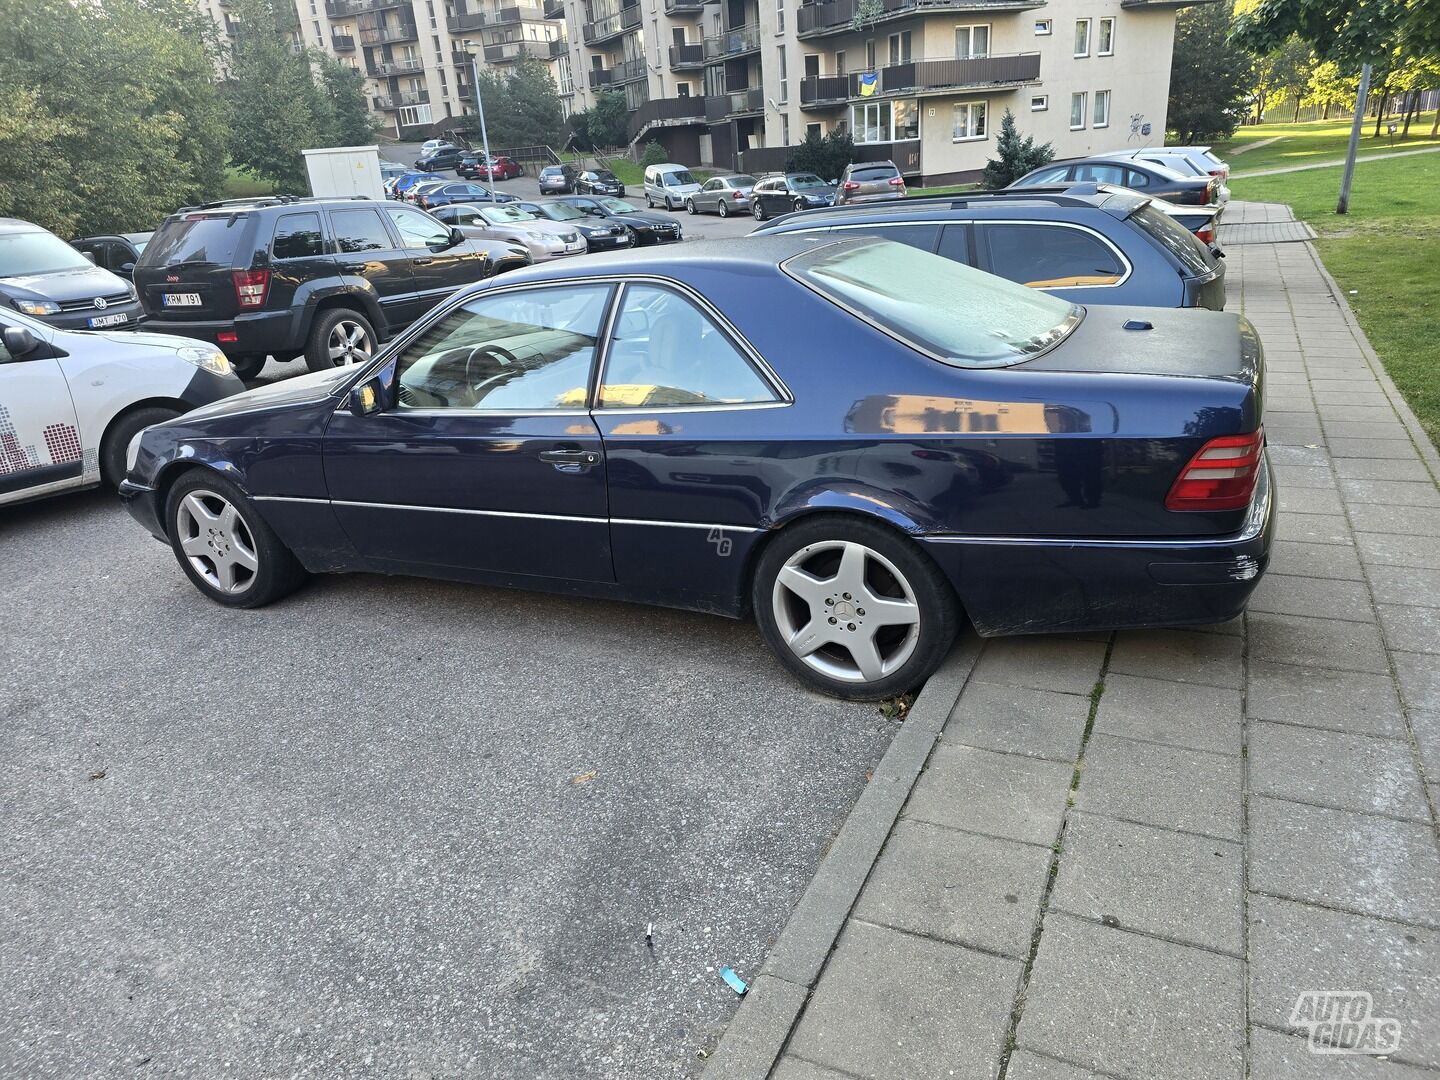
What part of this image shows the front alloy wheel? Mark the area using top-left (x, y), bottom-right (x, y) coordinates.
top-left (175, 488), bottom-right (259, 596)
top-left (754, 517), bottom-right (959, 700)
top-left (718, 200), bottom-right (730, 218)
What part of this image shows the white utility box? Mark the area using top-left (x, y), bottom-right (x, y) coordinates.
top-left (302, 145), bottom-right (384, 201)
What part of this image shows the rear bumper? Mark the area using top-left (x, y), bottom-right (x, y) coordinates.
top-left (922, 454), bottom-right (1275, 636)
top-left (138, 309), bottom-right (299, 359)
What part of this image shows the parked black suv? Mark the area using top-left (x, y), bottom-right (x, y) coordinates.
top-left (134, 196), bottom-right (499, 378)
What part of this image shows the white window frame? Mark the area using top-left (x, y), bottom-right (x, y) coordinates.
top-left (1070, 91), bottom-right (1086, 130)
top-left (777, 45), bottom-right (788, 103)
top-left (399, 104), bottom-right (433, 126)
top-left (851, 97), bottom-right (918, 143)
top-left (776, 0), bottom-right (785, 34)
top-left (951, 99), bottom-right (988, 142)
top-left (1034, 18), bottom-right (1051, 35)
top-left (1030, 94), bottom-right (1048, 112)
top-left (955, 23), bottom-right (991, 58)
top-left (1098, 17), bottom-right (1115, 56)
top-left (1073, 18), bottom-right (1091, 58)
top-left (1093, 89), bottom-right (1110, 128)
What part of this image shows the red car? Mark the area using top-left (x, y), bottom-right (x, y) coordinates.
top-left (458, 154), bottom-right (522, 181)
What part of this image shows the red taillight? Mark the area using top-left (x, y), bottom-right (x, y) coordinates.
top-left (1166, 428), bottom-right (1264, 511)
top-left (888, 176), bottom-right (905, 186)
top-left (217, 330), bottom-right (238, 344)
top-left (843, 181), bottom-right (861, 191)
top-left (732, 190), bottom-right (743, 200)
top-left (1196, 226), bottom-right (1215, 245)
top-left (232, 269), bottom-right (269, 309)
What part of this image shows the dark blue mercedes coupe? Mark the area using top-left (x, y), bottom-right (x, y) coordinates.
top-left (120, 234), bottom-right (1273, 700)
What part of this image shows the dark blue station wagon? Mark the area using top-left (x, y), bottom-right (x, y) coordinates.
top-left (121, 235), bottom-right (1273, 700)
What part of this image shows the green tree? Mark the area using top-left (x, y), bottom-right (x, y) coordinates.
top-left (0, 0), bottom-right (228, 235)
top-left (497, 55), bottom-right (565, 147)
top-left (1168, 1), bottom-right (1253, 141)
top-left (318, 55), bottom-right (378, 146)
top-left (1233, 0), bottom-right (1411, 66)
top-left (979, 108), bottom-right (1053, 188)
top-left (1304, 60), bottom-right (1359, 118)
top-left (639, 139), bottom-right (668, 167)
top-left (1252, 35), bottom-right (1314, 121)
top-left (785, 128), bottom-right (856, 182)
top-left (588, 91), bottom-right (630, 148)
top-left (223, 0), bottom-right (332, 192)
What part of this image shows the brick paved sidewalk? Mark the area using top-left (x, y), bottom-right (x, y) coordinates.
top-left (705, 201), bottom-right (1440, 1080)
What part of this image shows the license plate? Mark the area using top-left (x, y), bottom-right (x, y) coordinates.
top-left (162, 293), bottom-right (201, 307)
top-left (87, 312), bottom-right (130, 328)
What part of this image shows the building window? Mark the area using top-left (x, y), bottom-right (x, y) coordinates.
top-left (1098, 17), bottom-right (1115, 55)
top-left (851, 98), bottom-right (918, 143)
top-left (865, 38), bottom-right (875, 70)
top-left (1074, 19), bottom-right (1091, 57)
top-left (951, 100), bottom-right (987, 141)
top-left (887, 30), bottom-right (911, 65)
top-left (399, 104), bottom-right (433, 125)
top-left (1034, 18), bottom-right (1051, 35)
top-left (835, 50), bottom-right (846, 76)
top-left (777, 46), bottom-right (788, 102)
top-left (782, 113), bottom-right (790, 144)
top-left (1030, 94), bottom-right (1048, 111)
top-left (955, 24), bottom-right (990, 58)
top-left (776, 0), bottom-right (784, 34)
top-left (806, 121), bottom-right (822, 138)
top-left (1093, 89), bottom-right (1110, 128)
top-left (1070, 91), bottom-right (1087, 129)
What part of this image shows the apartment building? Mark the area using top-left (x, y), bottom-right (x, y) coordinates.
top-left (549, 0), bottom-right (1205, 184)
top-left (195, 0), bottom-right (569, 137)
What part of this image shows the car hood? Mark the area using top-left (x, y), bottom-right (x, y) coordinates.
top-left (664, 182), bottom-right (703, 195)
top-left (180, 365), bottom-right (354, 422)
top-left (0, 264), bottom-right (129, 302)
top-left (611, 211), bottom-right (674, 227)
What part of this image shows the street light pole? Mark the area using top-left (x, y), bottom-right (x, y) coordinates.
top-left (1337, 62), bottom-right (1372, 215)
top-left (464, 40), bottom-right (494, 181)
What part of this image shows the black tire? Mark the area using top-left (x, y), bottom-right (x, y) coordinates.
top-left (686, 199), bottom-right (697, 215)
top-left (752, 514), bottom-right (960, 701)
top-left (303, 307), bottom-right (377, 374)
top-left (718, 200), bottom-right (730, 218)
top-left (793, 198), bottom-right (806, 214)
top-left (229, 354), bottom-right (266, 380)
top-left (100, 405), bottom-right (180, 488)
top-left (164, 470), bottom-right (308, 609)
top-left (753, 201), bottom-right (767, 221)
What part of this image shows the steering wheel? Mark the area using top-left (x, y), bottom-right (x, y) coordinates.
top-left (463, 343), bottom-right (521, 400)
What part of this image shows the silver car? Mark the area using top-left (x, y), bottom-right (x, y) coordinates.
top-left (431, 204), bottom-right (587, 261)
top-left (686, 174), bottom-right (757, 217)
top-left (836, 160), bottom-right (907, 204)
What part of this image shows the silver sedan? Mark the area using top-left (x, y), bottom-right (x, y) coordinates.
top-left (685, 174), bottom-right (757, 218)
top-left (432, 204), bottom-right (588, 262)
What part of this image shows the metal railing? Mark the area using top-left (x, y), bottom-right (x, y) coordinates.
top-left (368, 57), bottom-right (425, 76)
top-left (704, 24), bottom-right (760, 59)
top-left (582, 2), bottom-right (641, 43)
top-left (373, 90), bottom-right (431, 109)
top-left (331, 33), bottom-right (356, 49)
top-left (796, 0), bottom-right (1042, 36)
top-left (626, 95), bottom-right (707, 142)
top-left (360, 22), bottom-right (419, 44)
top-left (667, 42), bottom-right (706, 68)
top-left (799, 52), bottom-right (1040, 105)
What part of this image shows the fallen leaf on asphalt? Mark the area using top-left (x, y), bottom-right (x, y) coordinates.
top-left (572, 770), bottom-right (597, 785)
top-left (87, 770), bottom-right (106, 782)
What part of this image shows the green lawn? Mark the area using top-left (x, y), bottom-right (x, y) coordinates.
top-left (1215, 113), bottom-right (1440, 174)
top-left (1231, 152), bottom-right (1440, 445)
top-left (909, 183), bottom-right (980, 197)
top-left (220, 165), bottom-right (278, 199)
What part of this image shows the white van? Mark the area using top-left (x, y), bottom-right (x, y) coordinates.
top-left (643, 163), bottom-right (703, 210)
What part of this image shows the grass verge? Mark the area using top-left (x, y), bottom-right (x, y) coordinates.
top-left (1231, 152), bottom-right (1440, 445)
top-left (1216, 112), bottom-right (1440, 174)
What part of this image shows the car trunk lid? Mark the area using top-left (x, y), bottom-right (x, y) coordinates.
top-left (134, 212), bottom-right (256, 321)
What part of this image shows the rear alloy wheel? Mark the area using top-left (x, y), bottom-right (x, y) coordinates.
top-left (304, 308), bottom-right (376, 373)
top-left (752, 202), bottom-right (767, 221)
top-left (753, 517), bottom-right (959, 700)
top-left (166, 472), bottom-right (307, 608)
top-left (718, 200), bottom-right (730, 218)
top-left (686, 199), bottom-right (697, 215)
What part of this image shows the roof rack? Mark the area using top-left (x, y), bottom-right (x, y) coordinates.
top-left (794, 185), bottom-right (1115, 213)
top-left (175, 194), bottom-right (374, 212)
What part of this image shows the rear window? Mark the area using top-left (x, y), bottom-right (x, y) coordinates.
top-left (142, 214), bottom-right (247, 267)
top-left (785, 237), bottom-right (1082, 369)
top-left (850, 165), bottom-right (899, 182)
top-left (1128, 204), bottom-right (1214, 275)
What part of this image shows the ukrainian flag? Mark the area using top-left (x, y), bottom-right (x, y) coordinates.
top-left (858, 72), bottom-right (878, 97)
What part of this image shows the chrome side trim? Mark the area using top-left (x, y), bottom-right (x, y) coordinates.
top-left (925, 452), bottom-right (1272, 550)
top-left (275, 495), bottom-right (767, 533)
top-left (253, 495), bottom-right (329, 504)
top-left (611, 517), bottom-right (762, 533)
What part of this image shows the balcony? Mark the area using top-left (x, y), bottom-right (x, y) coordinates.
top-left (667, 42), bottom-right (706, 69)
top-left (799, 52), bottom-right (1040, 107)
top-left (548, 36), bottom-right (566, 56)
top-left (796, 0), bottom-right (1044, 38)
top-left (484, 40), bottom-right (540, 62)
top-left (368, 57), bottom-right (425, 76)
top-left (360, 21), bottom-right (419, 43)
top-left (374, 90), bottom-right (431, 109)
top-left (543, 0), bottom-right (565, 16)
top-left (627, 94), bottom-right (708, 141)
top-left (325, 0), bottom-right (405, 16)
top-left (663, 0), bottom-right (706, 11)
top-left (447, 3), bottom-right (545, 32)
top-left (703, 24), bottom-right (760, 59)
top-left (331, 32), bottom-right (356, 49)
top-left (588, 67), bottom-right (614, 88)
top-left (705, 86), bottom-right (764, 120)
top-left (581, 2), bottom-right (640, 44)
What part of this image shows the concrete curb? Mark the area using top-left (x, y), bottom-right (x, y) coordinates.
top-left (701, 632), bottom-right (985, 1079)
top-left (1301, 241), bottom-right (1440, 480)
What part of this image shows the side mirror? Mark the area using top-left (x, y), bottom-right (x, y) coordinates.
top-left (120, 262), bottom-right (136, 275)
top-left (2, 325), bottom-right (40, 358)
top-left (80, 250), bottom-right (96, 264)
top-left (349, 376), bottom-right (386, 416)
top-left (445, 227), bottom-right (465, 248)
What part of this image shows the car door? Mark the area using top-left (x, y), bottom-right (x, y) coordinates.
top-left (323, 282), bottom-right (616, 582)
top-left (0, 318), bottom-right (83, 503)
top-left (384, 204), bottom-right (486, 312)
top-left (327, 205), bottom-right (420, 329)
top-left (590, 281), bottom-right (788, 594)
top-left (696, 178), bottom-right (719, 211)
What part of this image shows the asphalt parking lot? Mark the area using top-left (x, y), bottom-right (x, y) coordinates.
top-left (0, 487), bottom-right (890, 1077)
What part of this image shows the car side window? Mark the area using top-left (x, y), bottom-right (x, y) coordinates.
top-left (1025, 166), bottom-right (1071, 184)
top-left (386, 206), bottom-right (451, 248)
top-left (1124, 168), bottom-right (1151, 188)
top-left (1074, 163), bottom-right (1127, 184)
top-left (703, 179), bottom-right (721, 192)
top-left (936, 223), bottom-right (970, 263)
top-left (599, 284), bottom-right (780, 409)
top-left (395, 285), bottom-right (612, 411)
top-left (331, 209), bottom-right (394, 253)
top-left (839, 223), bottom-right (939, 252)
top-left (980, 223), bottom-right (1126, 288)
top-left (271, 212), bottom-right (324, 260)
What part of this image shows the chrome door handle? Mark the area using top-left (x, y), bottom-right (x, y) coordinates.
top-left (539, 449), bottom-right (599, 465)
top-left (412, 257), bottom-right (434, 265)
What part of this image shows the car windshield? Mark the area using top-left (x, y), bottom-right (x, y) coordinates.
top-left (480, 205), bottom-right (536, 224)
top-left (531, 201), bottom-right (585, 221)
top-left (785, 237), bottom-right (1082, 369)
top-left (595, 171), bottom-right (618, 182)
top-left (791, 175), bottom-right (829, 190)
top-left (663, 170), bottom-right (697, 185)
top-left (0, 229), bottom-right (95, 276)
top-left (596, 197), bottom-right (636, 214)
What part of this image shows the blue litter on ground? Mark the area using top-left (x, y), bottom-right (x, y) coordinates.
top-left (719, 967), bottom-right (748, 995)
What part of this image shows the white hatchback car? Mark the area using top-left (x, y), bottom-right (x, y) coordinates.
top-left (0, 309), bottom-right (245, 506)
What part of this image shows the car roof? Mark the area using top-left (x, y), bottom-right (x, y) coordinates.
top-left (1046, 155), bottom-right (1191, 179)
top-left (495, 233), bottom-right (850, 284)
top-left (0, 217), bottom-right (47, 234)
top-left (759, 184), bottom-right (1145, 226)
